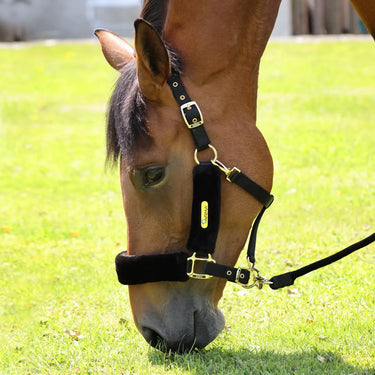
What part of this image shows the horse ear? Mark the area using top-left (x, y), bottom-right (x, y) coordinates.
top-left (134, 18), bottom-right (171, 100)
top-left (95, 29), bottom-right (135, 71)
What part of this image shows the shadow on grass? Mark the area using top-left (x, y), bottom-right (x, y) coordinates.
top-left (148, 346), bottom-right (372, 375)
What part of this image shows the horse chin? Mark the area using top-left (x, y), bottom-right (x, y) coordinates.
top-left (133, 285), bottom-right (225, 353)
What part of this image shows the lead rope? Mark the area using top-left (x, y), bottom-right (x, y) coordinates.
top-left (269, 232), bottom-right (375, 290)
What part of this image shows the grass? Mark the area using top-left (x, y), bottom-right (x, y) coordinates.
top-left (0, 38), bottom-right (374, 374)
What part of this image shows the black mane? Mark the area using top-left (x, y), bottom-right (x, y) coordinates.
top-left (106, 60), bottom-right (146, 165)
top-left (106, 0), bottom-right (181, 165)
top-left (140, 0), bottom-right (165, 34)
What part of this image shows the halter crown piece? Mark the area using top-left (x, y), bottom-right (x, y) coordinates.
top-left (115, 72), bottom-right (375, 290)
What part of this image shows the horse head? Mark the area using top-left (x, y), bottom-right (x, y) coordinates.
top-left (96, 0), bottom-right (279, 352)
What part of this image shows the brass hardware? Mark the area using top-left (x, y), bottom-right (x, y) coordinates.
top-left (235, 267), bottom-right (257, 288)
top-left (194, 144), bottom-right (217, 165)
top-left (180, 101), bottom-right (204, 129)
top-left (193, 144), bottom-right (241, 182)
top-left (248, 259), bottom-right (272, 289)
top-left (234, 259), bottom-right (273, 289)
top-left (172, 81), bottom-right (178, 87)
top-left (187, 253), bottom-right (216, 279)
top-left (226, 270), bottom-right (232, 276)
top-left (210, 157), bottom-right (240, 182)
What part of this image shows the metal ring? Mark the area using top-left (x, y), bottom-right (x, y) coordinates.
top-left (194, 144), bottom-right (217, 165)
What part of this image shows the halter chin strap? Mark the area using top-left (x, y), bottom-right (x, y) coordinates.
top-left (115, 71), bottom-right (374, 290)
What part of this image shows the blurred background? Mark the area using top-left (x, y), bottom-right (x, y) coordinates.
top-left (0, 0), bottom-right (368, 42)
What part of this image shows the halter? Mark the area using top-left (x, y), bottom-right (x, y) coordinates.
top-left (115, 72), bottom-right (375, 290)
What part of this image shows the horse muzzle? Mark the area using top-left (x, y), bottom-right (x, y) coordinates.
top-left (130, 283), bottom-right (225, 353)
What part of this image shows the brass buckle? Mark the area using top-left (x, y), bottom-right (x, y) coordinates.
top-left (235, 267), bottom-right (257, 289)
top-left (236, 259), bottom-right (273, 289)
top-left (187, 253), bottom-right (215, 279)
top-left (180, 101), bottom-right (204, 129)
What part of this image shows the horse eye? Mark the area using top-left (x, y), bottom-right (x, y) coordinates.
top-left (142, 166), bottom-right (166, 188)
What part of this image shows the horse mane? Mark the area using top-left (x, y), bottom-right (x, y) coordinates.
top-left (140, 0), bottom-right (165, 34)
top-left (106, 61), bottom-right (147, 165)
top-left (106, 0), bottom-right (181, 166)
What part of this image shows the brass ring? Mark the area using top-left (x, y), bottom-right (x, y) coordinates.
top-left (194, 144), bottom-right (217, 165)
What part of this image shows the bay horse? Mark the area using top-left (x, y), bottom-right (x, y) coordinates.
top-left (95, 0), bottom-right (375, 353)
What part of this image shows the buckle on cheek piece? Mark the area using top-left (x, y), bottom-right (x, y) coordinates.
top-left (181, 101), bottom-right (204, 129)
top-left (187, 252), bottom-right (215, 279)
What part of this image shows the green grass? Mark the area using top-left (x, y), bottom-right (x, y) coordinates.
top-left (1, 38), bottom-right (374, 374)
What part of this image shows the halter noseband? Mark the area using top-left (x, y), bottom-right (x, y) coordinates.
top-left (115, 72), bottom-right (375, 290)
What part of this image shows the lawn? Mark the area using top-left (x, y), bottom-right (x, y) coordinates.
top-left (0, 37), bottom-right (374, 374)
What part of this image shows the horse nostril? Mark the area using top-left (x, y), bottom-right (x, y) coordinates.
top-left (141, 326), bottom-right (196, 353)
top-left (141, 327), bottom-right (165, 350)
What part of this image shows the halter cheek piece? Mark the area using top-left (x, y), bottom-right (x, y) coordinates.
top-left (115, 72), bottom-right (375, 290)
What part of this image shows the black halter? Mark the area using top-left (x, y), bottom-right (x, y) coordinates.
top-left (115, 72), bottom-right (375, 290)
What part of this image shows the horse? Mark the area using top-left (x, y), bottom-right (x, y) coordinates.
top-left (95, 0), bottom-right (375, 353)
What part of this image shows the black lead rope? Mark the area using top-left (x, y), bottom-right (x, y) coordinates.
top-left (114, 71), bottom-right (374, 290)
top-left (269, 232), bottom-right (375, 290)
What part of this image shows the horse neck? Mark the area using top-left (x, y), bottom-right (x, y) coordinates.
top-left (163, 0), bottom-right (280, 125)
